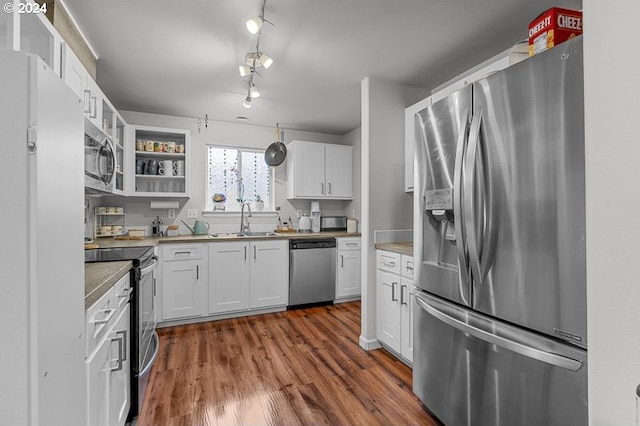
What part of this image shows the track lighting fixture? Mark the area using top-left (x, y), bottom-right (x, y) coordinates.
top-left (238, 0), bottom-right (274, 108)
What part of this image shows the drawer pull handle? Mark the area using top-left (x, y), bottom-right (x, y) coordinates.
top-left (382, 261), bottom-right (396, 267)
top-left (91, 308), bottom-right (117, 338)
top-left (174, 251), bottom-right (191, 255)
top-left (391, 282), bottom-right (398, 301)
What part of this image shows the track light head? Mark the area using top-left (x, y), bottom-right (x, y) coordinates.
top-left (246, 16), bottom-right (263, 35)
top-left (250, 84), bottom-right (260, 99)
top-left (242, 96), bottom-right (252, 109)
top-left (258, 53), bottom-right (273, 69)
top-left (238, 65), bottom-right (252, 77)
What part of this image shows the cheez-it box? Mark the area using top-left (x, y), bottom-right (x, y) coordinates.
top-left (528, 7), bottom-right (582, 56)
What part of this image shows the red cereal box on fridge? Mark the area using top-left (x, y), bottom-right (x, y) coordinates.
top-left (528, 7), bottom-right (583, 56)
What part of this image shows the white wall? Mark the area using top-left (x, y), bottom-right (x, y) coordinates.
top-left (115, 111), bottom-right (359, 234)
top-left (359, 77), bottom-right (429, 347)
top-left (584, 2), bottom-right (640, 424)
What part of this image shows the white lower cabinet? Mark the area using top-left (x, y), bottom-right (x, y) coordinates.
top-left (209, 240), bottom-right (288, 313)
top-left (87, 333), bottom-right (111, 426)
top-left (110, 306), bottom-right (131, 426)
top-left (159, 240), bottom-right (288, 322)
top-left (161, 244), bottom-right (208, 320)
top-left (400, 277), bottom-right (415, 361)
top-left (376, 250), bottom-right (415, 363)
top-left (86, 274), bottom-right (131, 426)
top-left (336, 237), bottom-right (361, 300)
top-left (208, 241), bottom-right (251, 314)
top-left (250, 240), bottom-right (288, 309)
top-left (376, 270), bottom-right (402, 350)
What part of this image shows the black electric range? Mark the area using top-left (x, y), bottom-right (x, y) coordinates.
top-left (84, 246), bottom-right (154, 265)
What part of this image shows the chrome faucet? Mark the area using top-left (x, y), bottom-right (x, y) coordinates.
top-left (240, 201), bottom-right (252, 234)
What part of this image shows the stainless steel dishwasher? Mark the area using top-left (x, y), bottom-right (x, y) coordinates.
top-left (289, 238), bottom-right (336, 306)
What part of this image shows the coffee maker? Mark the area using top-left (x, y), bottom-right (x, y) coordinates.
top-left (310, 201), bottom-right (321, 233)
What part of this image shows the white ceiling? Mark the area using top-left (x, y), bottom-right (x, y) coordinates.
top-left (64, 0), bottom-right (581, 135)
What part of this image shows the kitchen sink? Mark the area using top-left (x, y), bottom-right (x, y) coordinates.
top-left (242, 231), bottom-right (279, 237)
top-left (210, 232), bottom-right (280, 238)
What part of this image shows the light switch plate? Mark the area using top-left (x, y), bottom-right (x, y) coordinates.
top-left (187, 209), bottom-right (197, 218)
top-left (168, 209), bottom-right (175, 219)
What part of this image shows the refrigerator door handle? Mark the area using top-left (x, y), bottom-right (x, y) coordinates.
top-left (415, 294), bottom-right (583, 372)
top-left (464, 108), bottom-right (483, 284)
top-left (453, 107), bottom-right (470, 289)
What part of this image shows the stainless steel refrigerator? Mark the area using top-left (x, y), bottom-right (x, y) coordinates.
top-left (412, 37), bottom-right (587, 426)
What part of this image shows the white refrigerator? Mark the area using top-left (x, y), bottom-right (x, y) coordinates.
top-left (0, 49), bottom-right (86, 425)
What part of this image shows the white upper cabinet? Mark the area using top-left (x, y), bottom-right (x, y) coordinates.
top-left (286, 140), bottom-right (353, 200)
top-left (325, 144), bottom-right (353, 198)
top-left (404, 96), bottom-right (432, 193)
top-left (63, 44), bottom-right (86, 101)
top-left (62, 43), bottom-right (102, 128)
top-left (290, 141), bottom-right (325, 198)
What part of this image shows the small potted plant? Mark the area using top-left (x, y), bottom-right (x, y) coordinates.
top-left (212, 193), bottom-right (226, 211)
top-left (254, 195), bottom-right (264, 211)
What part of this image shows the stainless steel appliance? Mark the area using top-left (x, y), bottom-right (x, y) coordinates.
top-left (85, 246), bottom-right (159, 421)
top-left (289, 238), bottom-right (336, 306)
top-left (84, 118), bottom-right (115, 193)
top-left (413, 37), bottom-right (587, 425)
top-left (320, 216), bottom-right (347, 231)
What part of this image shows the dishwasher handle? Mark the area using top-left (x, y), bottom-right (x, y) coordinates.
top-left (290, 239), bottom-right (337, 250)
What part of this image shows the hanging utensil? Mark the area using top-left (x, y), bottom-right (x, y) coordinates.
top-left (265, 123), bottom-right (287, 167)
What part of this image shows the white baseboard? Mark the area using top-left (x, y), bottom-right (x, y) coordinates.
top-left (359, 335), bottom-right (382, 351)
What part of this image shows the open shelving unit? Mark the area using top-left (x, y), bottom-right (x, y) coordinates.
top-left (132, 126), bottom-right (189, 197)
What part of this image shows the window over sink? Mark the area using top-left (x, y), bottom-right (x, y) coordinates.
top-left (206, 146), bottom-right (273, 212)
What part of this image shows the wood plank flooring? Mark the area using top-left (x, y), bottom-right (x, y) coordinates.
top-left (136, 302), bottom-right (439, 426)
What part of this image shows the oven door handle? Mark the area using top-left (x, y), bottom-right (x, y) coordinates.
top-left (140, 256), bottom-right (159, 276)
top-left (139, 331), bottom-right (160, 377)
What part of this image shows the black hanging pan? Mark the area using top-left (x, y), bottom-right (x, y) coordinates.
top-left (265, 124), bottom-right (287, 167)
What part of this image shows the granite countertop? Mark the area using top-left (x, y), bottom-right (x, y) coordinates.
top-left (85, 261), bottom-right (132, 309)
top-left (374, 242), bottom-right (413, 256)
top-left (88, 231), bottom-right (361, 249)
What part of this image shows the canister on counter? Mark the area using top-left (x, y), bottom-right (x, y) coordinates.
top-left (347, 218), bottom-right (358, 233)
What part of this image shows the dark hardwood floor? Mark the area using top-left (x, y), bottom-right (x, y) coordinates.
top-left (137, 302), bottom-right (438, 425)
